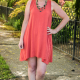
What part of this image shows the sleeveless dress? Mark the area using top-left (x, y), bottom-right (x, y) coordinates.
top-left (19, 0), bottom-right (53, 65)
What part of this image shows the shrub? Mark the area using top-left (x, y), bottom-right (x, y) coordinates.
top-left (7, 0), bottom-right (28, 30)
top-left (9, 0), bottom-right (28, 18)
top-left (7, 12), bottom-right (24, 31)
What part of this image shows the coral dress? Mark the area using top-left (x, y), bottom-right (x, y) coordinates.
top-left (19, 0), bottom-right (53, 65)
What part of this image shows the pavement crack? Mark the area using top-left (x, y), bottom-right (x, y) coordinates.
top-left (0, 44), bottom-right (18, 45)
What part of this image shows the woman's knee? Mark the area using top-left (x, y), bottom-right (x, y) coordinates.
top-left (37, 69), bottom-right (46, 77)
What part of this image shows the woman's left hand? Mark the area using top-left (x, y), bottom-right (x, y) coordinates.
top-left (47, 27), bottom-right (57, 35)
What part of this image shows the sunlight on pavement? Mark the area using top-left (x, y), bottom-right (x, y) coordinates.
top-left (13, 71), bottom-right (27, 76)
top-left (5, 38), bottom-right (15, 41)
top-left (0, 32), bottom-right (10, 37)
top-left (0, 25), bottom-right (5, 28)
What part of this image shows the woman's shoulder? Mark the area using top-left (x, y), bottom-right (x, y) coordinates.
top-left (51, 0), bottom-right (60, 8)
top-left (51, 0), bottom-right (61, 11)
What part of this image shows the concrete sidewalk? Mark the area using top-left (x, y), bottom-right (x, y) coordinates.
top-left (0, 22), bottom-right (80, 80)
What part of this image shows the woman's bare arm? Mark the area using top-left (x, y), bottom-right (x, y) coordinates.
top-left (20, 0), bottom-right (32, 40)
top-left (51, 1), bottom-right (69, 34)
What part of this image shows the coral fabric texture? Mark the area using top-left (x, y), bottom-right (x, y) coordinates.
top-left (19, 0), bottom-right (53, 65)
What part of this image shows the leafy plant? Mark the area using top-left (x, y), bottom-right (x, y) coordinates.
top-left (0, 0), bottom-right (19, 7)
top-left (63, 1), bottom-right (72, 8)
top-left (74, 0), bottom-right (80, 20)
top-left (0, 55), bottom-right (16, 79)
top-left (53, 0), bottom-right (58, 3)
top-left (7, 0), bottom-right (27, 31)
top-left (9, 0), bottom-right (28, 18)
top-left (6, 11), bottom-right (24, 31)
top-left (0, 13), bottom-right (6, 22)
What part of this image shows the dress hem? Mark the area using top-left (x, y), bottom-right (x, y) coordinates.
top-left (19, 56), bottom-right (52, 65)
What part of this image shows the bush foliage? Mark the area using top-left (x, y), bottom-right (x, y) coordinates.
top-left (9, 0), bottom-right (28, 18)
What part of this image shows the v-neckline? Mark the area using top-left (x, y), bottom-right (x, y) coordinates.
top-left (35, 0), bottom-right (48, 12)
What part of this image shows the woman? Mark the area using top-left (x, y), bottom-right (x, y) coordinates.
top-left (18, 0), bottom-right (69, 80)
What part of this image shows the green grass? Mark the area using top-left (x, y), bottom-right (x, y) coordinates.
top-left (0, 55), bottom-right (16, 79)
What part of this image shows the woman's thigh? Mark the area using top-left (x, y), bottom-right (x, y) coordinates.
top-left (28, 57), bottom-right (37, 70)
top-left (36, 58), bottom-right (47, 74)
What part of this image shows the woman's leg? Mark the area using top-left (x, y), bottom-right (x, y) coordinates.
top-left (36, 58), bottom-right (47, 80)
top-left (28, 57), bottom-right (37, 80)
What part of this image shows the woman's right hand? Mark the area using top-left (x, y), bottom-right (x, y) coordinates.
top-left (18, 39), bottom-right (24, 49)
